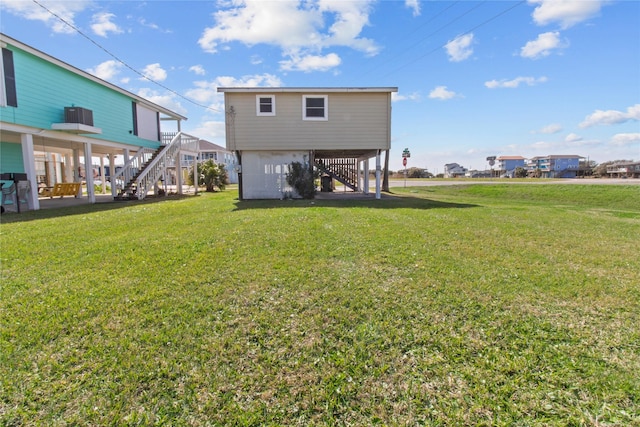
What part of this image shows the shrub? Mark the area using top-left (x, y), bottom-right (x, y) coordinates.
top-left (286, 161), bottom-right (318, 199)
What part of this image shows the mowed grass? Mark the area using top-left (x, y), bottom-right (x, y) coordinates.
top-left (1, 184), bottom-right (639, 426)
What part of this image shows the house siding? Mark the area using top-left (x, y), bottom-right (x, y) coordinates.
top-left (1, 43), bottom-right (161, 149)
top-left (0, 142), bottom-right (24, 173)
top-left (225, 92), bottom-right (391, 151)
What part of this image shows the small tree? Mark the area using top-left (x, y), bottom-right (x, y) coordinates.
top-left (286, 161), bottom-right (318, 199)
top-left (188, 160), bottom-right (228, 192)
top-left (514, 167), bottom-right (528, 178)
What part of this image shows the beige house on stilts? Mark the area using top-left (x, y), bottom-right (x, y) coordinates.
top-left (217, 87), bottom-right (397, 200)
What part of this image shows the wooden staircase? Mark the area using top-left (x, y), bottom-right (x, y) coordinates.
top-left (314, 158), bottom-right (359, 191)
top-left (115, 146), bottom-right (165, 200)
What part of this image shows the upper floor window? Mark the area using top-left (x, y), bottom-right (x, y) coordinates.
top-left (256, 95), bottom-right (275, 116)
top-left (303, 95), bottom-right (328, 121)
top-left (1, 48), bottom-right (18, 108)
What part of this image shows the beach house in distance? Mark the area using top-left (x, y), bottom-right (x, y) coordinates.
top-left (0, 33), bottom-right (212, 211)
top-left (217, 87), bottom-right (397, 200)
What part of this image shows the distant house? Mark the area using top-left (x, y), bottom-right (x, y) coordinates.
top-left (444, 163), bottom-right (468, 178)
top-left (465, 169), bottom-right (492, 178)
top-left (497, 156), bottom-right (525, 178)
top-left (179, 140), bottom-right (238, 184)
top-left (606, 161), bottom-right (640, 178)
top-left (526, 155), bottom-right (583, 178)
top-left (0, 33), bottom-right (197, 210)
top-left (217, 87), bottom-right (397, 199)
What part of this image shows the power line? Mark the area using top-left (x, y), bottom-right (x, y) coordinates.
top-left (379, 0), bottom-right (527, 79)
top-left (31, 0), bottom-right (221, 114)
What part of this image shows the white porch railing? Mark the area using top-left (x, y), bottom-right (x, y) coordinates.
top-left (123, 132), bottom-right (200, 200)
top-left (111, 147), bottom-right (157, 191)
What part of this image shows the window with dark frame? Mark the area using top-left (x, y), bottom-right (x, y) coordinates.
top-left (256, 95), bottom-right (275, 116)
top-left (1, 48), bottom-right (18, 107)
top-left (303, 95), bottom-right (328, 120)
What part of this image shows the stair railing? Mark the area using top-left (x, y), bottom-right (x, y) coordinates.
top-left (315, 158), bottom-right (359, 191)
top-left (111, 147), bottom-right (156, 191)
top-left (132, 132), bottom-right (200, 200)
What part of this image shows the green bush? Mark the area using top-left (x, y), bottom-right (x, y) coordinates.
top-left (188, 160), bottom-right (228, 192)
top-left (286, 161), bottom-right (318, 199)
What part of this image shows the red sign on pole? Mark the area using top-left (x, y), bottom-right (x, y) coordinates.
top-left (403, 157), bottom-right (407, 167)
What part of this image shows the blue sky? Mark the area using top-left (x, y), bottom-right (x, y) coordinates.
top-left (2, 0), bottom-right (638, 172)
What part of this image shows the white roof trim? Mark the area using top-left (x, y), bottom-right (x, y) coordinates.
top-left (0, 33), bottom-right (187, 121)
top-left (218, 87), bottom-right (398, 93)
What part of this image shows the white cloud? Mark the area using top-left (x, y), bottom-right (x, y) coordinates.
top-left (141, 63), bottom-right (168, 82)
top-left (444, 34), bottom-right (474, 62)
top-left (186, 120), bottom-right (226, 142)
top-left (405, 0), bottom-right (420, 17)
top-left (520, 31), bottom-right (566, 59)
top-left (250, 55), bottom-right (263, 65)
top-left (565, 133), bottom-right (582, 142)
top-left (579, 104), bottom-right (640, 128)
top-left (1, 0), bottom-right (91, 34)
top-left (535, 123), bottom-right (563, 134)
top-left (87, 60), bottom-right (123, 80)
top-left (485, 76), bottom-right (548, 89)
top-left (528, 0), bottom-right (605, 29)
top-left (137, 88), bottom-right (187, 116)
top-left (610, 133), bottom-right (640, 147)
top-left (428, 86), bottom-right (457, 100)
top-left (189, 65), bottom-right (206, 76)
top-left (280, 52), bottom-right (341, 72)
top-left (185, 73), bottom-right (283, 111)
top-left (91, 12), bottom-right (123, 37)
top-left (392, 92), bottom-right (420, 102)
top-left (197, 0), bottom-right (378, 72)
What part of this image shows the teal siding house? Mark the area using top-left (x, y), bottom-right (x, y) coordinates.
top-left (1, 33), bottom-right (189, 210)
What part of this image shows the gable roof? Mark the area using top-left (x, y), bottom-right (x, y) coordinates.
top-left (199, 139), bottom-right (227, 152)
top-left (0, 32), bottom-right (187, 121)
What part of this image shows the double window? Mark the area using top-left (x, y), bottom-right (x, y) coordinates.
top-left (303, 95), bottom-right (328, 121)
top-left (256, 95), bottom-right (275, 116)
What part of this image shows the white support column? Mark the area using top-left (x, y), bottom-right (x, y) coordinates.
top-left (176, 151), bottom-right (183, 195)
top-left (84, 142), bottom-right (95, 203)
top-left (375, 150), bottom-right (381, 200)
top-left (73, 149), bottom-right (81, 182)
top-left (64, 153), bottom-right (73, 183)
top-left (363, 159), bottom-right (370, 195)
top-left (123, 149), bottom-right (130, 185)
top-left (45, 152), bottom-right (55, 186)
top-left (193, 154), bottom-right (198, 195)
top-left (99, 156), bottom-right (107, 194)
top-left (21, 133), bottom-right (39, 210)
top-left (109, 154), bottom-right (117, 198)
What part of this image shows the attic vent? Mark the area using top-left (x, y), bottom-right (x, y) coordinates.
top-left (64, 107), bottom-right (94, 126)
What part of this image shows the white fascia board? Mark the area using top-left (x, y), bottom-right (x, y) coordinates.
top-left (218, 87), bottom-right (398, 93)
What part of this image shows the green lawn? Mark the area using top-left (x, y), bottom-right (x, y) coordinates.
top-left (1, 184), bottom-right (639, 426)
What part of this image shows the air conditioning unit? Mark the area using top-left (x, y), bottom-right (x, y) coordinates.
top-left (64, 107), bottom-right (94, 126)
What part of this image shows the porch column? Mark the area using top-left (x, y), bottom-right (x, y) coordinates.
top-left (123, 149), bottom-right (131, 185)
top-left (176, 151), bottom-right (183, 195)
top-left (21, 133), bottom-right (39, 210)
top-left (375, 150), bottom-right (381, 200)
top-left (109, 154), bottom-right (117, 198)
top-left (193, 154), bottom-right (198, 195)
top-left (84, 142), bottom-right (95, 203)
top-left (99, 156), bottom-right (107, 194)
top-left (363, 159), bottom-right (370, 195)
top-left (73, 149), bottom-right (81, 182)
top-left (64, 153), bottom-right (73, 183)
